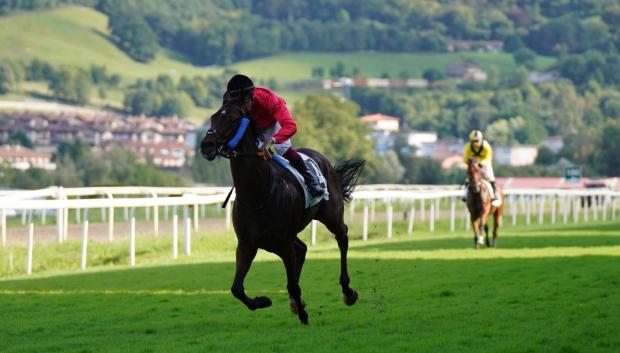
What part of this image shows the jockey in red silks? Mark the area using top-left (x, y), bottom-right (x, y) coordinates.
top-left (224, 74), bottom-right (325, 197)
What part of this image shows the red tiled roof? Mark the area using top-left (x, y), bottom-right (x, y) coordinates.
top-left (360, 114), bottom-right (399, 122)
top-left (0, 145), bottom-right (51, 158)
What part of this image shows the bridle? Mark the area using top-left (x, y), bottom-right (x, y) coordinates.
top-left (203, 104), bottom-right (259, 160)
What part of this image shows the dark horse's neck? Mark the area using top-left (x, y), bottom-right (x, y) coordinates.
top-left (467, 164), bottom-right (485, 214)
top-left (229, 127), bottom-right (269, 209)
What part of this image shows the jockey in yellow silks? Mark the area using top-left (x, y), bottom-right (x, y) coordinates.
top-left (463, 130), bottom-right (501, 206)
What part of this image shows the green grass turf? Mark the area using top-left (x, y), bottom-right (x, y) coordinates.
top-left (1, 219), bottom-right (619, 352)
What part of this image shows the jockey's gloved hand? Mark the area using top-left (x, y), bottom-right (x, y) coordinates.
top-left (259, 137), bottom-right (276, 160)
top-left (264, 137), bottom-right (276, 151)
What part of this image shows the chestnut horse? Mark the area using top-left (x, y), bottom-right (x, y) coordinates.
top-left (466, 158), bottom-right (504, 248)
top-left (200, 103), bottom-right (365, 325)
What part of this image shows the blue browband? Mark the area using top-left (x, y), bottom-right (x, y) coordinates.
top-left (227, 117), bottom-right (250, 149)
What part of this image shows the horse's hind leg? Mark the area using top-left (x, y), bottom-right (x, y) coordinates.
top-left (322, 218), bottom-right (357, 306)
top-left (231, 242), bottom-right (272, 311)
top-left (289, 237), bottom-right (307, 315)
top-left (484, 223), bottom-right (490, 247)
top-left (492, 211), bottom-right (501, 248)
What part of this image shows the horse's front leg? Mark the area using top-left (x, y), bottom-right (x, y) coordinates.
top-left (472, 218), bottom-right (484, 249)
top-left (277, 241), bottom-right (309, 325)
top-left (231, 242), bottom-right (272, 311)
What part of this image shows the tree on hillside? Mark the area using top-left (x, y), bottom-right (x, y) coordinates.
top-left (400, 156), bottom-right (444, 184)
top-left (108, 12), bottom-right (159, 63)
top-left (423, 68), bottom-right (444, 82)
top-left (48, 67), bottom-right (91, 104)
top-left (124, 88), bottom-right (160, 116)
top-left (0, 62), bottom-right (16, 94)
top-left (292, 95), bottom-right (374, 163)
top-left (535, 146), bottom-right (557, 165)
top-left (597, 120), bottom-right (620, 176)
top-left (158, 92), bottom-right (193, 117)
top-left (9, 131), bottom-right (33, 148)
top-left (513, 48), bottom-right (536, 68)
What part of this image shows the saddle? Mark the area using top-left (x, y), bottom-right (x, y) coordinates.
top-left (272, 153), bottom-right (329, 208)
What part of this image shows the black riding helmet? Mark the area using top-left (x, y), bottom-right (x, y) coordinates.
top-left (226, 74), bottom-right (255, 102)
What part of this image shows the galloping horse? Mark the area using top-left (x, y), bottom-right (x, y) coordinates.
top-left (200, 103), bottom-right (365, 325)
top-left (466, 158), bottom-right (504, 248)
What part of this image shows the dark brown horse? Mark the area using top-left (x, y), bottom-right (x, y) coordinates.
top-left (466, 158), bottom-right (504, 248)
top-left (200, 103), bottom-right (365, 325)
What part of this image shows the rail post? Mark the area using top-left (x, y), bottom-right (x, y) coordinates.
top-left (129, 208), bottom-right (136, 267)
top-left (407, 201), bottom-right (415, 235)
top-left (362, 201), bottom-right (369, 241)
top-left (26, 222), bottom-right (34, 275)
top-left (172, 206), bottom-right (178, 259)
top-left (387, 198), bottom-right (393, 239)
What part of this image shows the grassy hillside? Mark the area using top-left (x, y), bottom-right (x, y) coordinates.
top-left (234, 52), bottom-right (555, 82)
top-left (0, 7), bottom-right (554, 84)
top-left (1, 220), bottom-right (619, 352)
top-left (0, 7), bottom-right (218, 80)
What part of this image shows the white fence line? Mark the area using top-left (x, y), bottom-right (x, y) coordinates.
top-left (1, 185), bottom-right (618, 275)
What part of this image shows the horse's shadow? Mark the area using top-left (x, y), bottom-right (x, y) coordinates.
top-left (348, 235), bottom-right (620, 252)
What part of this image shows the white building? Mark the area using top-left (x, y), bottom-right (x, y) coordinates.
top-left (0, 145), bottom-right (56, 170)
top-left (495, 145), bottom-right (538, 166)
top-left (445, 63), bottom-right (488, 81)
top-left (360, 114), bottom-right (400, 134)
top-left (542, 135), bottom-right (564, 153)
top-left (529, 71), bottom-right (560, 84)
top-left (407, 131), bottom-right (438, 156)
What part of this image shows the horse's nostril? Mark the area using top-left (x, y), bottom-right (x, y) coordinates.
top-left (200, 141), bottom-right (217, 160)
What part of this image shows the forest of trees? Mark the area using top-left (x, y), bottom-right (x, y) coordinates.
top-left (0, 58), bottom-right (234, 117)
top-left (2, 0), bottom-right (620, 65)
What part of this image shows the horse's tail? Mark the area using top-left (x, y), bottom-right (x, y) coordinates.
top-left (334, 159), bottom-right (366, 203)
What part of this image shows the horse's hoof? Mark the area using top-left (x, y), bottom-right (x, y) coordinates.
top-left (253, 296), bottom-right (272, 310)
top-left (298, 310), bottom-right (309, 325)
top-left (289, 297), bottom-right (306, 315)
top-left (343, 290), bottom-right (358, 306)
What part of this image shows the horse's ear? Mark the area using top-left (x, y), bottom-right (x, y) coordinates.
top-left (222, 92), bottom-right (233, 105)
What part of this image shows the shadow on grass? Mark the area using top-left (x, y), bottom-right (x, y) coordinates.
top-left (514, 222), bottom-right (620, 235)
top-left (348, 235), bottom-right (620, 252)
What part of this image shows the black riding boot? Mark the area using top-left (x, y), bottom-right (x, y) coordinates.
top-left (291, 159), bottom-right (325, 197)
